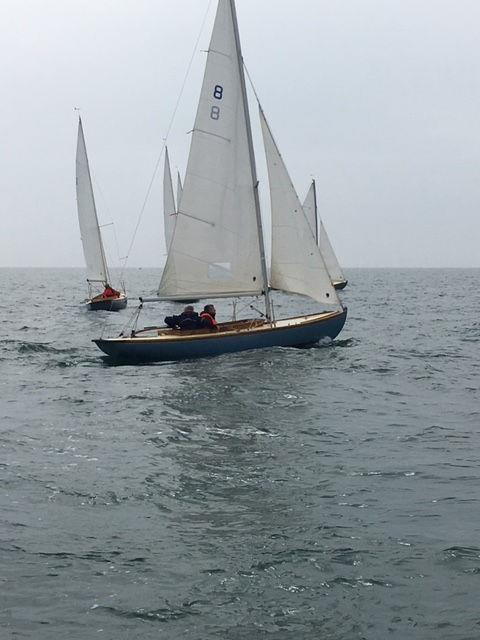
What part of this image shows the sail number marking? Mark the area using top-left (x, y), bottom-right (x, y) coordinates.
top-left (210, 85), bottom-right (223, 120)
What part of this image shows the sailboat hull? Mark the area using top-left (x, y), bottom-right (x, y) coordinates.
top-left (333, 280), bottom-right (348, 290)
top-left (93, 308), bottom-right (347, 362)
top-left (87, 295), bottom-right (128, 312)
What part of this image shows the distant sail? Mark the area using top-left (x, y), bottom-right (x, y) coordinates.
top-left (157, 0), bottom-right (264, 300)
top-left (176, 171), bottom-right (183, 212)
top-left (303, 180), bottom-right (345, 284)
top-left (260, 107), bottom-right (339, 307)
top-left (163, 147), bottom-right (177, 251)
top-left (302, 181), bottom-right (318, 243)
top-left (75, 118), bottom-right (109, 284)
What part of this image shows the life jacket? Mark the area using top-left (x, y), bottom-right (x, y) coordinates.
top-left (103, 287), bottom-right (118, 299)
top-left (200, 311), bottom-right (218, 329)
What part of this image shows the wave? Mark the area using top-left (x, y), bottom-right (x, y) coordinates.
top-left (94, 602), bottom-right (202, 622)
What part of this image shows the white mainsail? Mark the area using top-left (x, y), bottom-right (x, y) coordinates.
top-left (176, 171), bottom-right (183, 212)
top-left (75, 117), bottom-right (109, 285)
top-left (163, 147), bottom-right (177, 251)
top-left (158, 0), bottom-right (264, 300)
top-left (259, 107), bottom-right (340, 307)
top-left (303, 180), bottom-right (345, 284)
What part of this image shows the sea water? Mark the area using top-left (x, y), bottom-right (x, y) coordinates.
top-left (1, 268), bottom-right (479, 639)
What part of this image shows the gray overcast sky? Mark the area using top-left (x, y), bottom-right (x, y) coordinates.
top-left (1, 0), bottom-right (479, 268)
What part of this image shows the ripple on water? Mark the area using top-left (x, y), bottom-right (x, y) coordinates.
top-left (1, 268), bottom-right (480, 639)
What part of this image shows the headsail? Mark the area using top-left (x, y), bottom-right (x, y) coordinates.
top-left (318, 218), bottom-right (346, 285)
top-left (259, 107), bottom-right (340, 307)
top-left (75, 118), bottom-right (109, 284)
top-left (302, 181), bottom-right (318, 243)
top-left (158, 0), bottom-right (265, 300)
top-left (303, 180), bottom-right (346, 284)
top-left (163, 147), bottom-right (177, 251)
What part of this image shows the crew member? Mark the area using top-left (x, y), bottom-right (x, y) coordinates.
top-left (199, 304), bottom-right (219, 331)
top-left (102, 284), bottom-right (120, 299)
top-left (164, 305), bottom-right (201, 330)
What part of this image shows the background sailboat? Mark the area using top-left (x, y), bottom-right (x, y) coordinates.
top-left (176, 171), bottom-right (183, 211)
top-left (163, 148), bottom-right (198, 303)
top-left (303, 180), bottom-right (348, 290)
top-left (75, 118), bottom-right (127, 311)
top-left (94, 0), bottom-right (346, 361)
top-left (163, 147), bottom-right (177, 252)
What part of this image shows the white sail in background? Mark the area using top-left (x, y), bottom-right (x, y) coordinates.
top-left (319, 219), bottom-right (345, 284)
top-left (158, 0), bottom-right (264, 300)
top-left (163, 147), bottom-right (177, 251)
top-left (302, 181), bottom-right (318, 243)
top-left (260, 108), bottom-right (340, 307)
top-left (176, 171), bottom-right (183, 212)
top-left (303, 180), bottom-right (345, 284)
top-left (75, 118), bottom-right (109, 284)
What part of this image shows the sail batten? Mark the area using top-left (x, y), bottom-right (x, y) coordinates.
top-left (75, 118), bottom-right (109, 285)
top-left (158, 0), bottom-right (264, 301)
top-left (259, 107), bottom-right (340, 307)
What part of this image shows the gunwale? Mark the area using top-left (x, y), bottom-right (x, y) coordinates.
top-left (97, 308), bottom-right (346, 346)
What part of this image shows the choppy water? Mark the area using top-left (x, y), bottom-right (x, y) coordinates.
top-left (1, 268), bottom-right (479, 639)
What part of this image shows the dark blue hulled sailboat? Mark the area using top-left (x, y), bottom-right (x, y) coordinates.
top-left (94, 0), bottom-right (346, 362)
top-left (94, 311), bottom-right (347, 362)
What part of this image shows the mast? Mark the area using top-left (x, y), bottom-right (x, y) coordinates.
top-left (229, 0), bottom-right (273, 321)
top-left (312, 179), bottom-right (319, 245)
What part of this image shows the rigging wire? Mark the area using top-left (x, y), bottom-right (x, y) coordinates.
top-left (243, 62), bottom-right (263, 107)
top-left (119, 0), bottom-right (214, 283)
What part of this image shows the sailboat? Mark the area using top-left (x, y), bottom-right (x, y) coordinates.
top-left (76, 117), bottom-right (127, 311)
top-left (303, 180), bottom-right (348, 290)
top-left (94, 0), bottom-right (346, 361)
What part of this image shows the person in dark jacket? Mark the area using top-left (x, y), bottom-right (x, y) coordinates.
top-left (164, 305), bottom-right (201, 330)
top-left (199, 304), bottom-right (219, 331)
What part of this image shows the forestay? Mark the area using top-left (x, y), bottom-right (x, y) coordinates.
top-left (163, 147), bottom-right (177, 251)
top-left (75, 118), bottom-right (109, 284)
top-left (259, 108), bottom-right (340, 307)
top-left (158, 0), bottom-right (264, 300)
top-left (303, 181), bottom-right (345, 284)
